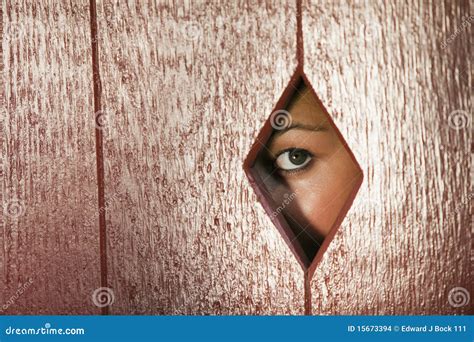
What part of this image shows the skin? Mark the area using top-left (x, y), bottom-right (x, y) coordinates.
top-left (259, 85), bottom-right (362, 260)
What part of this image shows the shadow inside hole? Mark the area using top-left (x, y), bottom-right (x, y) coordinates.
top-left (245, 75), bottom-right (363, 269)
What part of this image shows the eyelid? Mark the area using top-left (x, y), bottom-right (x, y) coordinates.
top-left (267, 123), bottom-right (331, 150)
top-left (274, 147), bottom-right (314, 159)
top-left (273, 148), bottom-right (314, 175)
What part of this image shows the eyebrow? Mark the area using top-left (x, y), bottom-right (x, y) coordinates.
top-left (272, 123), bottom-right (328, 138)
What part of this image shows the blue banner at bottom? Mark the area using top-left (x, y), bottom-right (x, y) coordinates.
top-left (0, 315), bottom-right (472, 342)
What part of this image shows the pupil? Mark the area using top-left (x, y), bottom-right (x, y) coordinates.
top-left (289, 149), bottom-right (307, 165)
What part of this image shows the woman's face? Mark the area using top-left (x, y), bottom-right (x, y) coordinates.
top-left (257, 85), bottom-right (362, 260)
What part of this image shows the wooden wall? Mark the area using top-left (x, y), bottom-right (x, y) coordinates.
top-left (97, 0), bottom-right (303, 314)
top-left (303, 0), bottom-right (472, 314)
top-left (1, 0), bottom-right (471, 314)
top-left (1, 0), bottom-right (100, 314)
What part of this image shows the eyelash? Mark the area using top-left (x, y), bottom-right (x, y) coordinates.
top-left (273, 148), bottom-right (315, 175)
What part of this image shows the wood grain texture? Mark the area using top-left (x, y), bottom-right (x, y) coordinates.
top-left (1, 0), bottom-right (100, 314)
top-left (1, 0), bottom-right (470, 315)
top-left (303, 0), bottom-right (472, 314)
top-left (97, 0), bottom-right (304, 314)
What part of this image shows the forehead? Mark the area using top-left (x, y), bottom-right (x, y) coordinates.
top-left (287, 87), bottom-right (330, 128)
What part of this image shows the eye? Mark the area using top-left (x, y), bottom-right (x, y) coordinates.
top-left (275, 148), bottom-right (313, 171)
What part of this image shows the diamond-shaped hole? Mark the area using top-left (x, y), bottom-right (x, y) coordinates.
top-left (244, 72), bottom-right (363, 270)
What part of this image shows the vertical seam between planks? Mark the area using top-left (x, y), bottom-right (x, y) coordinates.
top-left (304, 270), bottom-right (312, 315)
top-left (297, 0), bottom-right (310, 314)
top-left (296, 0), bottom-right (304, 69)
top-left (89, 0), bottom-right (108, 315)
